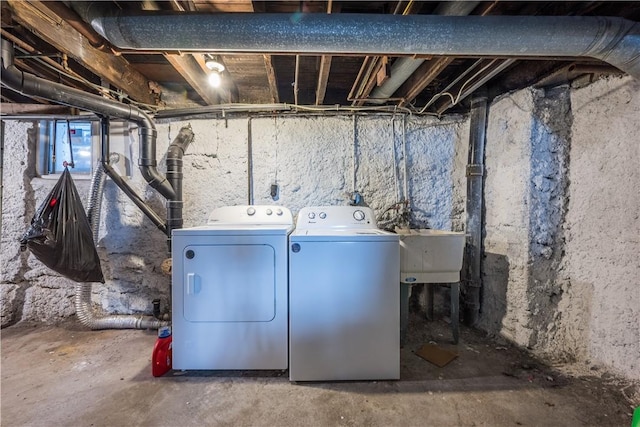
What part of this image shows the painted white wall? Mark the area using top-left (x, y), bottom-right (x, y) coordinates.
top-left (1, 114), bottom-right (466, 325)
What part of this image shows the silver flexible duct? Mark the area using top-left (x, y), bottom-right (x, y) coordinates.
top-left (86, 153), bottom-right (119, 242)
top-left (75, 281), bottom-right (168, 329)
top-left (74, 158), bottom-right (169, 330)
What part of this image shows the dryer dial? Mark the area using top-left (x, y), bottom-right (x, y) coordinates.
top-left (353, 210), bottom-right (366, 221)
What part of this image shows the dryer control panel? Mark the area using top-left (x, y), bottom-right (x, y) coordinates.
top-left (296, 206), bottom-right (378, 229)
top-left (207, 205), bottom-right (293, 225)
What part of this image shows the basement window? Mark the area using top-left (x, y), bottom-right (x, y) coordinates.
top-left (37, 120), bottom-right (97, 176)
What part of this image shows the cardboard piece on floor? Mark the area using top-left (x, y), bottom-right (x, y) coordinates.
top-left (415, 344), bottom-right (458, 367)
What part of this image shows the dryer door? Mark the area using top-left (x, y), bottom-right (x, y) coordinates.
top-left (182, 244), bottom-right (275, 322)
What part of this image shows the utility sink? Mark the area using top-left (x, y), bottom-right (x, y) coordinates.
top-left (396, 228), bottom-right (466, 283)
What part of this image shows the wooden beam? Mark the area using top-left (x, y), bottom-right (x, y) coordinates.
top-left (252, 1), bottom-right (279, 103)
top-left (0, 103), bottom-right (73, 115)
top-left (6, 0), bottom-right (158, 106)
top-left (397, 2), bottom-right (498, 108)
top-left (263, 55), bottom-right (279, 103)
top-left (314, 0), bottom-right (337, 106)
top-left (2, 30), bottom-right (91, 92)
top-left (353, 58), bottom-right (384, 106)
top-left (144, 0), bottom-right (217, 105)
top-left (397, 58), bottom-right (454, 108)
top-left (315, 55), bottom-right (332, 106)
top-left (165, 54), bottom-right (219, 105)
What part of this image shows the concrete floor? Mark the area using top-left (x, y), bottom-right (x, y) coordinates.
top-left (2, 314), bottom-right (637, 427)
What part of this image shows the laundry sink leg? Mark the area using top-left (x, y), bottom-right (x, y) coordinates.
top-left (451, 282), bottom-right (460, 344)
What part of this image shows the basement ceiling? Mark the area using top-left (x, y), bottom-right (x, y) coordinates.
top-left (1, 1), bottom-right (639, 117)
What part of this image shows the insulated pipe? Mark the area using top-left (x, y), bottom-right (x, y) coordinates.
top-left (463, 93), bottom-right (488, 326)
top-left (0, 39), bottom-right (175, 202)
top-left (369, 1), bottom-right (481, 104)
top-left (41, 1), bottom-right (110, 51)
top-left (79, 12), bottom-right (640, 79)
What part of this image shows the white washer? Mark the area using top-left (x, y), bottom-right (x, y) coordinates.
top-left (171, 205), bottom-right (293, 370)
top-left (289, 206), bottom-right (400, 381)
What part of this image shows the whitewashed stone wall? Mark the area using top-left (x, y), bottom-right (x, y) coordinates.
top-left (563, 76), bottom-right (640, 379)
top-left (3, 76), bottom-right (637, 382)
top-left (480, 76), bottom-right (640, 380)
top-left (1, 114), bottom-right (466, 326)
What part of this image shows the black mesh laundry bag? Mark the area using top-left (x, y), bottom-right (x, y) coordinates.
top-left (20, 167), bottom-right (104, 283)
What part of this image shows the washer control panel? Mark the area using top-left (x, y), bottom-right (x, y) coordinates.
top-left (296, 206), bottom-right (378, 229)
top-left (207, 205), bottom-right (291, 225)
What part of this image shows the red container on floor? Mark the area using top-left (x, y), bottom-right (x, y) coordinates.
top-left (152, 326), bottom-right (172, 377)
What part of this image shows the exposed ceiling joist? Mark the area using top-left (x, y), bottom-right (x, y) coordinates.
top-left (315, 0), bottom-right (338, 106)
top-left (0, 103), bottom-right (73, 115)
top-left (165, 54), bottom-right (219, 105)
top-left (5, 0), bottom-right (158, 106)
top-left (2, 1), bottom-right (637, 115)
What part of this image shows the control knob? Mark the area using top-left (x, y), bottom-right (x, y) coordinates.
top-left (247, 207), bottom-right (256, 216)
top-left (266, 209), bottom-right (273, 215)
top-left (319, 212), bottom-right (327, 219)
top-left (308, 212), bottom-right (316, 219)
top-left (353, 210), bottom-right (365, 221)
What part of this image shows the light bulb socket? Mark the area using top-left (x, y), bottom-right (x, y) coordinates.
top-left (205, 59), bottom-right (225, 73)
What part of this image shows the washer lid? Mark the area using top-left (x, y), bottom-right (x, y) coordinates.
top-left (173, 224), bottom-right (293, 236)
top-left (290, 228), bottom-right (399, 242)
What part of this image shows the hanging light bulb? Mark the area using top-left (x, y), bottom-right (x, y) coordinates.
top-left (208, 71), bottom-right (222, 87)
top-left (205, 57), bottom-right (225, 88)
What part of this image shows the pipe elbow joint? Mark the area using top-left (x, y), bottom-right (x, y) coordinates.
top-left (139, 165), bottom-right (176, 200)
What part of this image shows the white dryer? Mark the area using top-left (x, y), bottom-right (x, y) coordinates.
top-left (172, 205), bottom-right (293, 370)
top-left (289, 206), bottom-right (400, 381)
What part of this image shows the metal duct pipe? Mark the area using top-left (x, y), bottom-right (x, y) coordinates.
top-left (78, 12), bottom-right (640, 79)
top-left (1, 39), bottom-right (175, 202)
top-left (369, 1), bottom-right (481, 104)
top-left (463, 93), bottom-right (488, 326)
top-left (41, 1), bottom-right (110, 51)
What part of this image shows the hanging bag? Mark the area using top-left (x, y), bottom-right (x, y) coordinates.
top-left (20, 167), bottom-right (104, 283)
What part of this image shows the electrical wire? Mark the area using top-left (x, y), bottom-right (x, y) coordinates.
top-left (417, 59), bottom-right (499, 114)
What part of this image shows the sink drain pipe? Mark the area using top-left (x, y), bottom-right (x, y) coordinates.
top-left (463, 92), bottom-right (488, 326)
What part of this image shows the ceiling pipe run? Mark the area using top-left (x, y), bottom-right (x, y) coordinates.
top-left (1, 39), bottom-right (175, 205)
top-left (368, 1), bottom-right (481, 104)
top-left (78, 12), bottom-right (640, 79)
